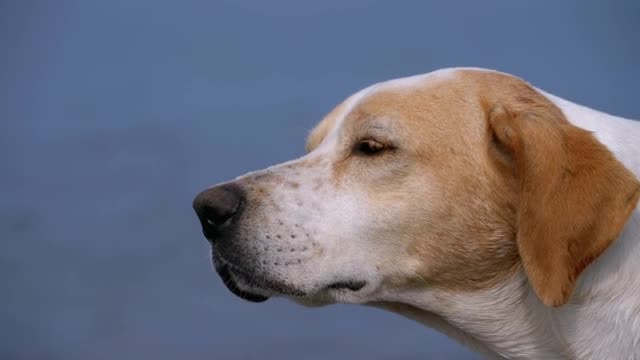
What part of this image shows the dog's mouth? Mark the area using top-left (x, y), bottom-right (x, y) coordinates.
top-left (212, 253), bottom-right (369, 304)
top-left (326, 280), bottom-right (367, 292)
top-left (212, 252), bottom-right (311, 302)
top-left (216, 263), bottom-right (271, 303)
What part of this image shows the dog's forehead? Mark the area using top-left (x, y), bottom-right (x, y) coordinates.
top-left (343, 68), bottom-right (461, 124)
top-left (307, 68), bottom-right (486, 152)
top-left (373, 67), bottom-right (460, 92)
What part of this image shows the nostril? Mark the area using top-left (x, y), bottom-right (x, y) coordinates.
top-left (192, 184), bottom-right (245, 234)
top-left (201, 202), bottom-right (240, 227)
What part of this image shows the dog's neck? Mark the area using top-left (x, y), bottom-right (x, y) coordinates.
top-left (379, 273), bottom-right (571, 359)
top-left (382, 214), bottom-right (640, 360)
top-left (379, 94), bottom-right (640, 360)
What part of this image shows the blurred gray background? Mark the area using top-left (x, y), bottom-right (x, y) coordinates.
top-left (2, 1), bottom-right (639, 359)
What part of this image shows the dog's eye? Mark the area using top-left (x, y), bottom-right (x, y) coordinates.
top-left (358, 139), bottom-right (386, 155)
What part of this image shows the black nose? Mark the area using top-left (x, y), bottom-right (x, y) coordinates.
top-left (193, 184), bottom-right (244, 237)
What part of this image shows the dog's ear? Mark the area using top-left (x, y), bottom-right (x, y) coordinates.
top-left (487, 102), bottom-right (640, 307)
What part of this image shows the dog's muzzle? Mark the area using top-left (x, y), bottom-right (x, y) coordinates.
top-left (193, 183), bottom-right (271, 302)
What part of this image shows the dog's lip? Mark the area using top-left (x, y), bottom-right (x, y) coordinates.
top-left (326, 280), bottom-right (367, 292)
top-left (217, 263), bottom-right (270, 303)
top-left (213, 252), bottom-right (307, 300)
top-left (213, 252), bottom-right (368, 300)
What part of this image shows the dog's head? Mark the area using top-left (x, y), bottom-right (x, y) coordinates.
top-left (193, 68), bottom-right (640, 308)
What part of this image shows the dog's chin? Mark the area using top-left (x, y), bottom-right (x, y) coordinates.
top-left (216, 263), bottom-right (271, 303)
top-left (212, 254), bottom-right (309, 303)
top-left (211, 252), bottom-right (370, 305)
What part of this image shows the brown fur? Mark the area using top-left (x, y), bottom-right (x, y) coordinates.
top-left (306, 69), bottom-right (640, 305)
top-left (485, 87), bottom-right (640, 306)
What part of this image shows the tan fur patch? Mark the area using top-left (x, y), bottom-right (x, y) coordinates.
top-left (333, 72), bottom-right (521, 291)
top-left (482, 80), bottom-right (640, 306)
top-left (320, 69), bottom-right (639, 299)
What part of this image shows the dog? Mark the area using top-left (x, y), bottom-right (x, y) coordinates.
top-left (193, 68), bottom-right (640, 359)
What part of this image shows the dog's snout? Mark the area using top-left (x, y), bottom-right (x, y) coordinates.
top-left (193, 184), bottom-right (244, 237)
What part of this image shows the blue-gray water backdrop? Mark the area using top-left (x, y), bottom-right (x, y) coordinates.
top-left (2, 1), bottom-right (639, 359)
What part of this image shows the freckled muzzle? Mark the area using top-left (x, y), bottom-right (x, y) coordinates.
top-left (193, 179), bottom-right (318, 302)
top-left (193, 160), bottom-right (369, 303)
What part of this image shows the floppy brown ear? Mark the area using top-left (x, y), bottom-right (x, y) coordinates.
top-left (488, 103), bottom-right (640, 307)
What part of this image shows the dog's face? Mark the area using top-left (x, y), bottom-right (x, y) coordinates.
top-left (193, 68), bottom-right (640, 308)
